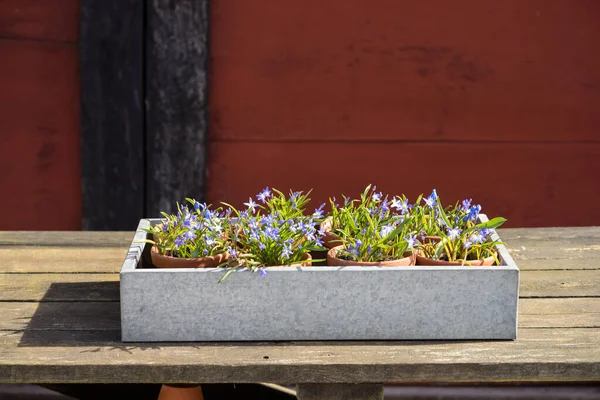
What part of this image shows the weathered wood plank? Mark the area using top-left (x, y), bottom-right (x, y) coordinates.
top-left (145, 0), bottom-right (210, 217)
top-left (0, 302), bottom-right (120, 331)
top-left (0, 247), bottom-right (126, 273)
top-left (1, 227), bottom-right (599, 269)
top-left (80, 0), bottom-right (144, 230)
top-left (205, 142), bottom-right (600, 228)
top-left (0, 328), bottom-right (599, 384)
top-left (0, 274), bottom-right (119, 302)
top-left (0, 0), bottom-right (79, 42)
top-left (1, 299), bottom-right (597, 333)
top-left (0, 232), bottom-right (133, 247)
top-left (519, 298), bottom-right (600, 315)
top-left (518, 298), bottom-right (600, 328)
top-left (501, 228), bottom-right (600, 270)
top-left (0, 270), bottom-right (598, 301)
top-left (520, 271), bottom-right (600, 298)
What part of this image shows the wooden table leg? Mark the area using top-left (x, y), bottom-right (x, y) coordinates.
top-left (296, 383), bottom-right (383, 400)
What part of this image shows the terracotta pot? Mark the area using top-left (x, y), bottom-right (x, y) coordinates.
top-left (150, 245), bottom-right (231, 269)
top-left (326, 246), bottom-right (415, 266)
top-left (415, 254), bottom-right (496, 266)
top-left (421, 235), bottom-right (441, 244)
top-left (157, 384), bottom-right (203, 400)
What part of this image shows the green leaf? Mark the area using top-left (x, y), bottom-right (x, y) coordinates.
top-left (437, 202), bottom-right (452, 228)
top-left (476, 217), bottom-right (507, 229)
top-left (217, 268), bottom-right (237, 283)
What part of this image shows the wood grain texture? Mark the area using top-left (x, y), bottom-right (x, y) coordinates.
top-left (500, 227), bottom-right (600, 269)
top-left (1, 298), bottom-right (597, 332)
top-left (0, 39), bottom-right (81, 230)
top-left (0, 267), bottom-right (597, 303)
top-left (209, 0), bottom-right (600, 143)
top-left (0, 0), bottom-right (79, 42)
top-left (146, 0), bottom-right (209, 217)
top-left (0, 274), bottom-right (119, 302)
top-left (520, 271), bottom-right (600, 298)
top-left (0, 231), bottom-right (133, 247)
top-left (0, 227), bottom-right (599, 273)
top-left (0, 302), bottom-right (120, 331)
top-left (0, 247), bottom-right (127, 273)
top-left (205, 142), bottom-right (600, 228)
top-left (0, 328), bottom-right (599, 384)
top-left (80, 1), bottom-right (144, 230)
top-left (0, 227), bottom-right (600, 273)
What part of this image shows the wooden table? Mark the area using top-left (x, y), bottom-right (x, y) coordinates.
top-left (1, 228), bottom-right (599, 399)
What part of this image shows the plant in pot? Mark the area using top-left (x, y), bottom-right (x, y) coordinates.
top-left (321, 184), bottom-right (415, 249)
top-left (143, 200), bottom-right (233, 269)
top-left (324, 185), bottom-right (420, 266)
top-left (218, 187), bottom-right (327, 282)
top-left (413, 191), bottom-right (507, 266)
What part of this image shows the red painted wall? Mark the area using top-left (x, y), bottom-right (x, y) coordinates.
top-left (207, 0), bottom-right (600, 227)
top-left (0, 0), bottom-right (81, 230)
top-left (2, 1), bottom-right (599, 229)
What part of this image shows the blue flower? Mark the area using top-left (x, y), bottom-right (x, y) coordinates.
top-left (466, 204), bottom-right (482, 222)
top-left (423, 189), bottom-right (438, 208)
top-left (380, 199), bottom-right (390, 212)
top-left (281, 243), bottom-right (292, 260)
top-left (315, 237), bottom-right (324, 247)
top-left (312, 203), bottom-right (326, 219)
top-left (205, 236), bottom-right (215, 246)
top-left (259, 268), bottom-right (268, 277)
top-left (264, 226), bottom-right (280, 240)
top-left (380, 225), bottom-right (394, 238)
top-left (229, 248), bottom-right (237, 258)
top-left (244, 197), bottom-right (258, 213)
top-left (182, 214), bottom-right (197, 229)
top-left (447, 227), bottom-right (462, 240)
top-left (257, 187), bottom-right (271, 203)
top-left (203, 249), bottom-right (209, 255)
top-left (184, 230), bottom-right (197, 241)
top-left (424, 189), bottom-right (438, 208)
top-left (391, 197), bottom-right (411, 214)
top-left (174, 235), bottom-right (186, 248)
top-left (463, 239), bottom-right (472, 249)
top-left (405, 234), bottom-right (418, 249)
top-left (470, 231), bottom-right (485, 244)
top-left (372, 192), bottom-right (383, 202)
top-left (461, 198), bottom-right (472, 212)
top-left (193, 201), bottom-right (203, 211)
top-left (260, 215), bottom-right (273, 226)
top-left (259, 242), bottom-right (266, 250)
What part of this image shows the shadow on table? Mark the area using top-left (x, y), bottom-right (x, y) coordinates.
top-left (15, 281), bottom-right (496, 350)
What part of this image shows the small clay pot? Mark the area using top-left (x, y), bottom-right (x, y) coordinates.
top-left (415, 254), bottom-right (496, 266)
top-left (326, 246), bottom-right (416, 266)
top-left (150, 245), bottom-right (231, 269)
top-left (421, 235), bottom-right (441, 244)
top-left (157, 384), bottom-right (203, 400)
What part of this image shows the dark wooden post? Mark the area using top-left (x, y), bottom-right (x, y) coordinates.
top-left (145, 0), bottom-right (210, 217)
top-left (80, 1), bottom-right (145, 230)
